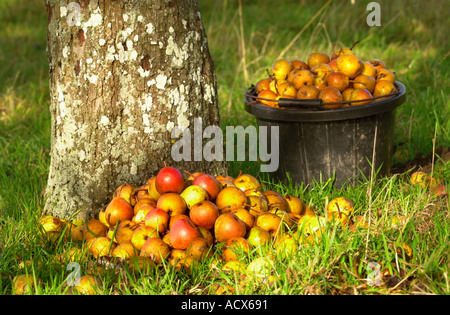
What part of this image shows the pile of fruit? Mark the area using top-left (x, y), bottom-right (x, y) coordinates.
top-left (14, 160), bottom-right (446, 295)
top-left (251, 42), bottom-right (398, 109)
top-left (27, 163), bottom-right (429, 295)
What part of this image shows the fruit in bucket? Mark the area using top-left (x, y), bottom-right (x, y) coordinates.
top-left (271, 59), bottom-right (293, 81)
top-left (251, 43), bottom-right (398, 109)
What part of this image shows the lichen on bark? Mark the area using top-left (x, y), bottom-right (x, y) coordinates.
top-left (44, 0), bottom-right (227, 220)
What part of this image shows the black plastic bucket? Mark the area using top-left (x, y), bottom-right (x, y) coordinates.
top-left (244, 81), bottom-right (406, 188)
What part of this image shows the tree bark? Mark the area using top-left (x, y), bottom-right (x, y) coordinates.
top-left (44, 0), bottom-right (228, 220)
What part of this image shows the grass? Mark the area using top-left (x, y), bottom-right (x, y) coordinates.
top-left (0, 0), bottom-right (449, 296)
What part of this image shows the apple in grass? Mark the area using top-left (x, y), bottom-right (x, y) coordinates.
top-left (115, 220), bottom-right (139, 244)
top-left (112, 242), bottom-right (138, 259)
top-left (131, 225), bottom-right (159, 251)
top-left (140, 238), bottom-right (171, 264)
top-left (255, 213), bottom-right (283, 238)
top-left (283, 195), bottom-right (304, 215)
top-left (246, 226), bottom-right (271, 248)
top-left (186, 237), bottom-right (210, 261)
top-left (246, 195), bottom-right (269, 217)
top-left (133, 198), bottom-right (156, 215)
top-left (189, 200), bottom-right (220, 230)
top-left (222, 236), bottom-right (251, 262)
top-left (326, 197), bottom-right (355, 217)
top-left (214, 213), bottom-right (247, 243)
top-left (105, 197), bottom-right (134, 227)
top-left (144, 208), bottom-right (170, 234)
top-left (155, 162), bottom-right (185, 195)
top-left (168, 218), bottom-right (200, 250)
top-left (88, 236), bottom-right (116, 259)
top-left (82, 218), bottom-right (108, 242)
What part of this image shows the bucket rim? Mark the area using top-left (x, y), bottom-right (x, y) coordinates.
top-left (244, 81), bottom-right (406, 122)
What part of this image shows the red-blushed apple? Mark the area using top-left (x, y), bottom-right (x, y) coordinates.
top-left (168, 218), bottom-right (200, 250)
top-left (140, 238), bottom-right (171, 264)
top-left (168, 213), bottom-right (192, 230)
top-left (191, 173), bottom-right (222, 201)
top-left (189, 200), bottom-right (220, 230)
top-left (105, 197), bottom-right (134, 227)
top-left (155, 162), bottom-right (185, 195)
top-left (214, 213), bottom-right (246, 243)
top-left (222, 236), bottom-right (250, 262)
top-left (144, 208), bottom-right (170, 233)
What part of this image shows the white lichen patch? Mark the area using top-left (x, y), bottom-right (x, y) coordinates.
top-left (145, 23), bottom-right (154, 34)
top-left (100, 116), bottom-right (110, 126)
top-left (79, 150), bottom-right (86, 162)
top-left (82, 7), bottom-right (103, 35)
top-left (123, 14), bottom-right (129, 22)
top-left (155, 74), bottom-right (167, 90)
top-left (60, 6), bottom-right (67, 17)
top-left (99, 38), bottom-right (106, 46)
top-left (130, 163), bottom-right (137, 176)
top-left (62, 46), bottom-right (70, 58)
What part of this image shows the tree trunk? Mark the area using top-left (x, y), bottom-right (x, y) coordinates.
top-left (44, 0), bottom-right (228, 220)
